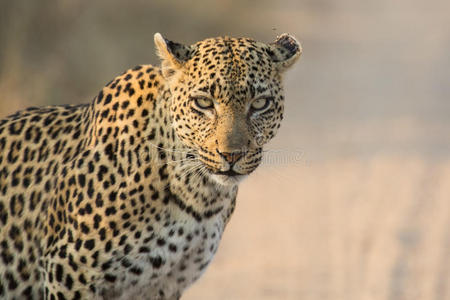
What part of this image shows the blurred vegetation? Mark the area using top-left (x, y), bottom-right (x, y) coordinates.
top-left (0, 0), bottom-right (306, 113)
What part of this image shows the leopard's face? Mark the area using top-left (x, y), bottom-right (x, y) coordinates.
top-left (155, 34), bottom-right (301, 185)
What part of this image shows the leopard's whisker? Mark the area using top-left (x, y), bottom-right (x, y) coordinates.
top-left (161, 161), bottom-right (204, 192)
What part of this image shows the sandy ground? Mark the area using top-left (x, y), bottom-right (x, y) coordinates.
top-left (184, 156), bottom-right (450, 300)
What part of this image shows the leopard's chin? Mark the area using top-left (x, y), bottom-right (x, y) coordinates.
top-left (210, 173), bottom-right (248, 186)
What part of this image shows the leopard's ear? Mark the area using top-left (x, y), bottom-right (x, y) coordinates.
top-left (154, 33), bottom-right (193, 79)
top-left (266, 33), bottom-right (302, 72)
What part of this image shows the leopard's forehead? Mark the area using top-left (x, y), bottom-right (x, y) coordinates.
top-left (185, 37), bottom-right (277, 102)
top-left (193, 36), bottom-right (262, 54)
top-left (191, 37), bottom-right (274, 73)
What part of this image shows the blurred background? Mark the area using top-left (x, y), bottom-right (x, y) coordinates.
top-left (0, 0), bottom-right (449, 299)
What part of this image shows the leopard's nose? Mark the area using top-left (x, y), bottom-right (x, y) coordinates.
top-left (217, 150), bottom-right (244, 165)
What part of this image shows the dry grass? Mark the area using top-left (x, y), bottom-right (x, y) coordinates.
top-left (185, 155), bottom-right (450, 300)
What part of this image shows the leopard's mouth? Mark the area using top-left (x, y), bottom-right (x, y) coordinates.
top-left (200, 164), bottom-right (247, 187)
top-left (214, 169), bottom-right (242, 177)
top-left (200, 161), bottom-right (244, 177)
top-left (192, 147), bottom-right (255, 182)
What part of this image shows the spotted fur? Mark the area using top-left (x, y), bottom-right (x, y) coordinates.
top-left (0, 33), bottom-right (301, 299)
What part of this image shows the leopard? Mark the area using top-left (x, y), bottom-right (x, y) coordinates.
top-left (0, 32), bottom-right (301, 299)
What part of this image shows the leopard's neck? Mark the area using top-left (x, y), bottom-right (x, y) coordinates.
top-left (87, 69), bottom-right (237, 224)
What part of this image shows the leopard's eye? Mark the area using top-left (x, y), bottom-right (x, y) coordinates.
top-left (193, 97), bottom-right (214, 109)
top-left (251, 97), bottom-right (272, 111)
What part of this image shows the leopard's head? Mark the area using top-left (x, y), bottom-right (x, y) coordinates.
top-left (155, 33), bottom-right (301, 185)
